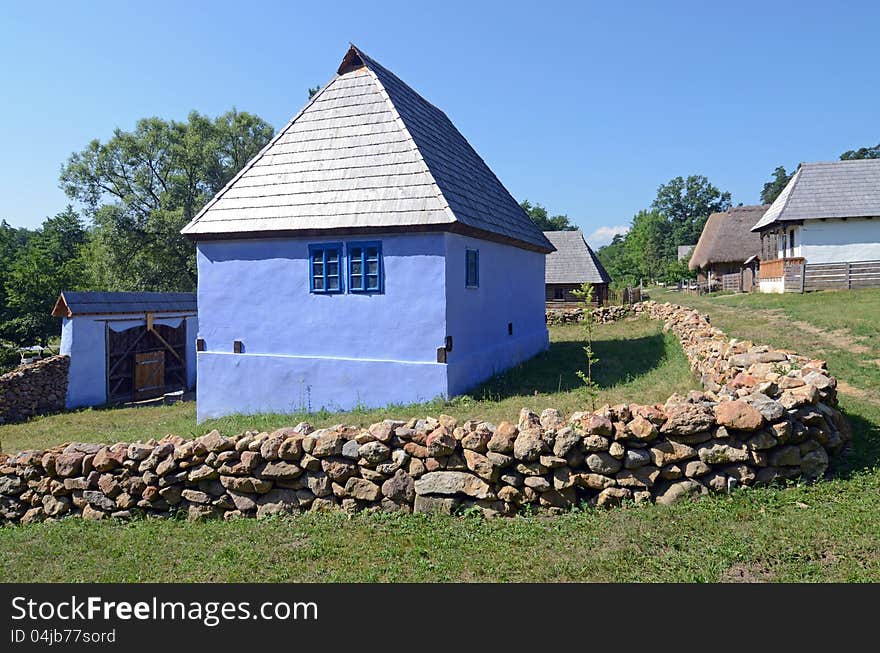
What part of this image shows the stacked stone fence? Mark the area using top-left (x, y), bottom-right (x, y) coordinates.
top-left (0, 302), bottom-right (850, 524)
top-left (546, 304), bottom-right (634, 325)
top-left (0, 355), bottom-right (69, 425)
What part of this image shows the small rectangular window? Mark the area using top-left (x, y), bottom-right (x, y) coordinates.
top-left (348, 241), bottom-right (382, 293)
top-left (309, 243), bottom-right (344, 293)
top-left (465, 249), bottom-right (479, 288)
top-left (789, 230), bottom-right (795, 257)
top-left (554, 287), bottom-right (564, 300)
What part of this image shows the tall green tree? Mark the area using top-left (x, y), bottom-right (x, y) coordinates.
top-left (520, 199), bottom-right (578, 231)
top-left (760, 165), bottom-right (793, 204)
top-left (840, 143), bottom-right (880, 160)
top-left (598, 174), bottom-right (729, 286)
top-left (651, 175), bottom-right (732, 253)
top-left (1, 207), bottom-right (87, 346)
top-left (60, 109), bottom-right (274, 291)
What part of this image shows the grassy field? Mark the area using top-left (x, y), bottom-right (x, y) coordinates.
top-left (1, 295), bottom-right (878, 582)
top-left (0, 317), bottom-right (696, 454)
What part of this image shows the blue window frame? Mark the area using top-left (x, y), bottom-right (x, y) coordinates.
top-left (348, 241), bottom-right (382, 293)
top-left (465, 249), bottom-right (479, 288)
top-left (309, 243), bottom-right (343, 293)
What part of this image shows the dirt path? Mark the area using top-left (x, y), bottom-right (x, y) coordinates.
top-left (759, 309), bottom-right (873, 355)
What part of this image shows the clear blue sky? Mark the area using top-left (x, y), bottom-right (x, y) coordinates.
top-left (2, 0), bottom-right (878, 245)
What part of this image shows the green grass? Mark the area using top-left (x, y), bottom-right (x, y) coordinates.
top-left (1, 298), bottom-right (878, 582)
top-left (0, 317), bottom-right (696, 454)
top-left (0, 474), bottom-right (877, 582)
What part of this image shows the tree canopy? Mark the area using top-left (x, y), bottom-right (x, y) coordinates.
top-left (0, 207), bottom-right (87, 347)
top-left (840, 143), bottom-right (880, 160)
top-left (760, 165), bottom-right (794, 204)
top-left (520, 200), bottom-right (578, 231)
top-left (60, 109), bottom-right (274, 291)
top-left (597, 175), bottom-right (732, 287)
top-left (651, 175), bottom-right (732, 249)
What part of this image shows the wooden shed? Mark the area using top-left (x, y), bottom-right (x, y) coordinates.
top-left (543, 230), bottom-right (611, 305)
top-left (52, 292), bottom-right (198, 408)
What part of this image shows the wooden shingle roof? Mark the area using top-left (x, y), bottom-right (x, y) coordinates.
top-left (689, 205), bottom-right (766, 270)
top-left (752, 159), bottom-right (880, 231)
top-left (182, 45), bottom-right (553, 253)
top-left (543, 231), bottom-right (611, 284)
top-left (51, 292), bottom-right (197, 318)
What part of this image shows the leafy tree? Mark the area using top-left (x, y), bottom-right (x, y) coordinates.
top-left (761, 165), bottom-right (793, 204)
top-left (840, 143), bottom-right (880, 160)
top-left (0, 221), bottom-right (33, 327)
top-left (520, 199), bottom-right (578, 231)
top-left (1, 207), bottom-right (87, 346)
top-left (651, 175), bottom-right (731, 251)
top-left (598, 175), bottom-right (729, 287)
top-left (60, 109), bottom-right (274, 291)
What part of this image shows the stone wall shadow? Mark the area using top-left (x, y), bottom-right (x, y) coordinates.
top-left (475, 332), bottom-right (668, 400)
top-left (834, 406), bottom-right (880, 478)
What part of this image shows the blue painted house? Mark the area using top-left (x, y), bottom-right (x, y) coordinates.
top-left (182, 45), bottom-right (554, 421)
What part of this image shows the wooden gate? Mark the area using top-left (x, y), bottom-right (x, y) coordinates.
top-left (134, 351), bottom-right (165, 399)
top-left (742, 267), bottom-right (755, 292)
top-left (107, 321), bottom-right (187, 403)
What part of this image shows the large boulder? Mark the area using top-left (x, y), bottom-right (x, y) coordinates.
top-left (715, 400), bottom-right (764, 432)
top-left (413, 471), bottom-right (493, 499)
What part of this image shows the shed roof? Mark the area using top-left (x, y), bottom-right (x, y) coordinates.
top-left (752, 159), bottom-right (880, 231)
top-left (689, 205), bottom-right (766, 270)
top-left (181, 45), bottom-right (553, 253)
top-left (51, 292), bottom-right (197, 318)
top-left (543, 231), bottom-right (611, 284)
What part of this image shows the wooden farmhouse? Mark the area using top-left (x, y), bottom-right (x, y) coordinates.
top-left (543, 230), bottom-right (611, 305)
top-left (52, 292), bottom-right (197, 408)
top-left (751, 160), bottom-right (880, 293)
top-left (181, 45), bottom-right (554, 421)
top-left (688, 205), bottom-right (766, 290)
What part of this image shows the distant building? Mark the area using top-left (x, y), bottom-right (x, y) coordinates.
top-left (543, 230), bottom-right (611, 305)
top-left (751, 160), bottom-right (880, 293)
top-left (181, 45), bottom-right (554, 421)
top-left (689, 205), bottom-right (766, 287)
top-left (52, 292), bottom-right (197, 408)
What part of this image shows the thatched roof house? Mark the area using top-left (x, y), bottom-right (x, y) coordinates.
top-left (689, 205), bottom-right (767, 282)
top-left (543, 230), bottom-right (611, 304)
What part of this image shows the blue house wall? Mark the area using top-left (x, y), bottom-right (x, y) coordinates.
top-left (195, 234), bottom-right (450, 420)
top-left (60, 314), bottom-right (198, 409)
top-left (443, 233), bottom-right (549, 396)
top-left (195, 232), bottom-right (548, 421)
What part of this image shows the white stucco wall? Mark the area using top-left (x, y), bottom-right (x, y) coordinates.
top-left (798, 218), bottom-right (880, 263)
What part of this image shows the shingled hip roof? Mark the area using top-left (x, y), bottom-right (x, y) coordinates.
top-left (543, 231), bottom-right (611, 284)
top-left (181, 45), bottom-right (553, 253)
top-left (752, 159), bottom-right (880, 231)
top-left (689, 205), bottom-right (767, 270)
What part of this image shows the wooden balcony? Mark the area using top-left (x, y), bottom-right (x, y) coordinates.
top-left (759, 257), bottom-right (804, 280)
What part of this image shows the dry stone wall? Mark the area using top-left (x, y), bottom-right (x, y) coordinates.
top-left (0, 303), bottom-right (850, 524)
top-left (0, 355), bottom-right (69, 425)
top-left (546, 305), bottom-right (632, 325)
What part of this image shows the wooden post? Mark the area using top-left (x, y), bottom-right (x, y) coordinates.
top-left (846, 261), bottom-right (852, 289)
top-left (800, 261), bottom-right (806, 293)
